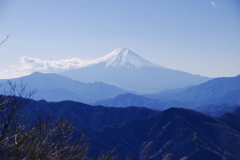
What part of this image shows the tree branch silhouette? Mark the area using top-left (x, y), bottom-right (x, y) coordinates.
top-left (0, 35), bottom-right (11, 46)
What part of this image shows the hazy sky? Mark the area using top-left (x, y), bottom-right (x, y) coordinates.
top-left (0, 0), bottom-right (239, 79)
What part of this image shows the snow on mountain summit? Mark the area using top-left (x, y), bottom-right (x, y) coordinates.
top-left (91, 48), bottom-right (160, 68)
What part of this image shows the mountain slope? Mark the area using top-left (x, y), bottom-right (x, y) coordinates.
top-left (61, 48), bottom-right (210, 93)
top-left (94, 93), bottom-right (164, 110)
top-left (94, 93), bottom-right (191, 110)
top-left (82, 108), bottom-right (240, 160)
top-left (0, 72), bottom-right (128, 103)
top-left (230, 105), bottom-right (240, 114)
top-left (25, 99), bottom-right (159, 130)
top-left (178, 75), bottom-right (240, 102)
top-left (149, 74), bottom-right (240, 106)
top-left (195, 103), bottom-right (239, 117)
top-left (214, 89), bottom-right (240, 104)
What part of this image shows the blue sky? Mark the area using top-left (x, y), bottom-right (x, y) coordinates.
top-left (0, 0), bottom-right (239, 78)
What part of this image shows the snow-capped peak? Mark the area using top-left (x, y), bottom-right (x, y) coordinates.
top-left (91, 48), bottom-right (160, 68)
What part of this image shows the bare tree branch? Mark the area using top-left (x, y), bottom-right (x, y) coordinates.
top-left (0, 35), bottom-right (11, 46)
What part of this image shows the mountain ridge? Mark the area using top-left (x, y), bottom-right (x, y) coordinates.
top-left (0, 72), bottom-right (128, 103)
top-left (151, 74), bottom-right (240, 103)
top-left (94, 93), bottom-right (191, 110)
top-left (82, 107), bottom-right (240, 159)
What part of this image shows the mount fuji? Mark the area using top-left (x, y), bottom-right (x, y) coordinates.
top-left (61, 48), bottom-right (210, 93)
top-left (89, 48), bottom-right (159, 69)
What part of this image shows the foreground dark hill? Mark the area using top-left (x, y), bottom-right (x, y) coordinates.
top-left (25, 99), bottom-right (159, 130)
top-left (4, 95), bottom-right (240, 159)
top-left (82, 108), bottom-right (240, 160)
top-left (230, 105), bottom-right (240, 114)
top-left (61, 48), bottom-right (210, 93)
top-left (0, 72), bottom-right (128, 103)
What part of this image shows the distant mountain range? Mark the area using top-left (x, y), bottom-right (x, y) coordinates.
top-left (94, 75), bottom-right (240, 112)
top-left (0, 72), bottom-right (128, 103)
top-left (176, 75), bottom-right (240, 102)
top-left (94, 93), bottom-right (164, 110)
top-left (147, 74), bottom-right (240, 106)
top-left (2, 72), bottom-right (239, 111)
top-left (61, 48), bottom-right (210, 93)
top-left (195, 103), bottom-right (239, 117)
top-left (93, 93), bottom-right (192, 110)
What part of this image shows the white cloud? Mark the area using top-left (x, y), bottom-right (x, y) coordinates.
top-left (0, 56), bottom-right (92, 79)
top-left (16, 56), bottom-right (91, 72)
top-left (210, 1), bottom-right (219, 7)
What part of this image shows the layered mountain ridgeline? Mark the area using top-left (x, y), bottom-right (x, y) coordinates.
top-left (94, 92), bottom-right (239, 116)
top-left (148, 74), bottom-right (240, 105)
top-left (25, 99), bottom-right (159, 130)
top-left (138, 75), bottom-right (240, 112)
top-left (0, 72), bottom-right (128, 103)
top-left (5, 73), bottom-right (237, 117)
top-left (2, 95), bottom-right (240, 159)
top-left (93, 93), bottom-right (192, 110)
top-left (82, 107), bottom-right (240, 160)
top-left (94, 75), bottom-right (240, 113)
top-left (61, 48), bottom-right (210, 93)
top-left (195, 103), bottom-right (240, 117)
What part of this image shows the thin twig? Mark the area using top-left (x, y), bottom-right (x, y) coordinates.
top-left (0, 34), bottom-right (11, 46)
